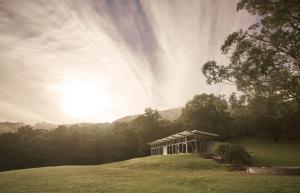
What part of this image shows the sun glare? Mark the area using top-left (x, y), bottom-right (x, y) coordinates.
top-left (60, 80), bottom-right (106, 119)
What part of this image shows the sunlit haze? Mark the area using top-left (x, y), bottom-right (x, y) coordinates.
top-left (0, 0), bottom-right (256, 123)
top-left (59, 79), bottom-right (108, 119)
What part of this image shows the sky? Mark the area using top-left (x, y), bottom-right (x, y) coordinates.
top-left (0, 0), bottom-right (256, 124)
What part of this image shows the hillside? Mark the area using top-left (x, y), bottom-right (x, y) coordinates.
top-left (33, 122), bottom-right (58, 130)
top-left (0, 122), bottom-right (58, 134)
top-left (231, 138), bottom-right (300, 167)
top-left (1, 141), bottom-right (300, 193)
top-left (114, 107), bottom-right (183, 123)
top-left (0, 122), bottom-right (25, 134)
top-left (0, 107), bottom-right (182, 134)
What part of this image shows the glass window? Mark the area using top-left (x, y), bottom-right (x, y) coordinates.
top-left (199, 142), bottom-right (205, 152)
top-left (183, 144), bottom-right (186, 153)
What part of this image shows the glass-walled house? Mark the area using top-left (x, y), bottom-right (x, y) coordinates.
top-left (148, 130), bottom-right (219, 155)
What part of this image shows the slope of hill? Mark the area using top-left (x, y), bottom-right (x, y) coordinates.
top-left (0, 122), bottom-right (58, 134)
top-left (232, 138), bottom-right (300, 167)
top-left (33, 122), bottom-right (58, 130)
top-left (114, 107), bottom-right (183, 123)
top-left (0, 152), bottom-right (299, 193)
top-left (0, 122), bottom-right (25, 134)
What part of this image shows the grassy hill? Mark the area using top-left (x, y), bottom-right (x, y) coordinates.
top-left (232, 138), bottom-right (300, 167)
top-left (0, 145), bottom-right (300, 193)
top-left (0, 139), bottom-right (299, 193)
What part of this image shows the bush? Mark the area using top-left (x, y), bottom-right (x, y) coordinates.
top-left (214, 143), bottom-right (251, 165)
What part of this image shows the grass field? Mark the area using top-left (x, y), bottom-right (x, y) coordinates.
top-left (0, 139), bottom-right (299, 193)
top-left (232, 138), bottom-right (300, 167)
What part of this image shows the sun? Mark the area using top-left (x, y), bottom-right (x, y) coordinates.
top-left (60, 80), bottom-right (106, 119)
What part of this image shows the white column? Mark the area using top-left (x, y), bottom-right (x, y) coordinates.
top-left (185, 137), bottom-right (188, 153)
top-left (195, 135), bottom-right (198, 153)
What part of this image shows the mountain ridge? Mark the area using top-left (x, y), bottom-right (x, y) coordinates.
top-left (114, 107), bottom-right (183, 123)
top-left (0, 107), bottom-right (183, 133)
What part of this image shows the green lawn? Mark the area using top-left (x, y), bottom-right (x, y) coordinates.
top-left (0, 153), bottom-right (299, 193)
top-left (232, 138), bottom-right (300, 167)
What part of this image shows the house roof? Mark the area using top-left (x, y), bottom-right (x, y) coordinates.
top-left (147, 130), bottom-right (219, 145)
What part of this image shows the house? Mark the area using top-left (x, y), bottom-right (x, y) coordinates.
top-left (148, 130), bottom-right (219, 155)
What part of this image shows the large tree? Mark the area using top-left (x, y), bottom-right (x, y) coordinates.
top-left (181, 94), bottom-right (231, 137)
top-left (130, 108), bottom-right (163, 156)
top-left (202, 0), bottom-right (300, 102)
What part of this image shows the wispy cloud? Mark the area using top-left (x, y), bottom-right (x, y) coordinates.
top-left (0, 0), bottom-right (256, 123)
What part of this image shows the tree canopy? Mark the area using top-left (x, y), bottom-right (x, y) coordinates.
top-left (181, 94), bottom-right (231, 137)
top-left (202, 0), bottom-right (300, 102)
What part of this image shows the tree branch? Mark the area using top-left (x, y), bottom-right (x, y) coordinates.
top-left (248, 34), bottom-right (300, 64)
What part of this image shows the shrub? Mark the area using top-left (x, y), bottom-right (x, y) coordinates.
top-left (214, 143), bottom-right (251, 165)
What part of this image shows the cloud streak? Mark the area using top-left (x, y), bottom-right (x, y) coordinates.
top-left (0, 0), bottom-right (256, 123)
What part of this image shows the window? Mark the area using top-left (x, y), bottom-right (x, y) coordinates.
top-left (172, 145), bottom-right (176, 154)
top-left (179, 144), bottom-right (182, 153)
top-left (199, 141), bottom-right (205, 152)
top-left (167, 146), bottom-right (172, 154)
top-left (183, 144), bottom-right (186, 153)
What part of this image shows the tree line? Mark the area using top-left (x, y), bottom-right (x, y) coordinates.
top-left (0, 109), bottom-right (181, 171)
top-left (0, 93), bottom-right (299, 171)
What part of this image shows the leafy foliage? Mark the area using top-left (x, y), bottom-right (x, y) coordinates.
top-left (215, 143), bottom-right (252, 165)
top-left (202, 0), bottom-right (300, 102)
top-left (181, 94), bottom-right (232, 138)
top-left (202, 0), bottom-right (300, 142)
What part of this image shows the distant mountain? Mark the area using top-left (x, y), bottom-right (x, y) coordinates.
top-left (0, 108), bottom-right (183, 133)
top-left (33, 122), bottom-right (58, 130)
top-left (0, 122), bottom-right (26, 134)
top-left (0, 121), bottom-right (113, 134)
top-left (0, 122), bottom-right (58, 134)
top-left (114, 107), bottom-right (183, 123)
top-left (60, 122), bottom-right (113, 131)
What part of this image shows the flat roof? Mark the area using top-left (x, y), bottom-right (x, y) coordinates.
top-left (147, 130), bottom-right (219, 145)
